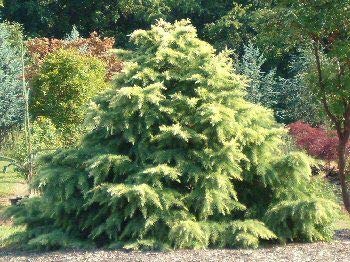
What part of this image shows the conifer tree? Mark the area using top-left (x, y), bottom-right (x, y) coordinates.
top-left (0, 22), bottom-right (24, 146)
top-left (8, 20), bottom-right (339, 250)
top-left (238, 44), bottom-right (321, 125)
top-left (238, 42), bottom-right (277, 109)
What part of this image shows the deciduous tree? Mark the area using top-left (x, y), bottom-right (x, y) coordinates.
top-left (30, 49), bottom-right (110, 143)
top-left (1, 0), bottom-right (254, 50)
top-left (257, 0), bottom-right (350, 212)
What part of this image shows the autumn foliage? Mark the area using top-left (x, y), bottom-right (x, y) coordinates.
top-left (288, 121), bottom-right (344, 161)
top-left (26, 32), bottom-right (122, 80)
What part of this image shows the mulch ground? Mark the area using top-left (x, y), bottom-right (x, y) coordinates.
top-left (0, 230), bottom-right (349, 262)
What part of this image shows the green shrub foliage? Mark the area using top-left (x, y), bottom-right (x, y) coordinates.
top-left (30, 49), bottom-right (110, 143)
top-left (8, 20), bottom-right (339, 250)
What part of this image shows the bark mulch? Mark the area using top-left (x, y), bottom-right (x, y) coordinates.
top-left (0, 230), bottom-right (349, 262)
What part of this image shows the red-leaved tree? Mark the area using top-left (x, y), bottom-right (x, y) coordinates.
top-left (288, 121), bottom-right (343, 162)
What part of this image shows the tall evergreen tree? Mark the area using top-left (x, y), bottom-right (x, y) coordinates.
top-left (239, 43), bottom-right (322, 125)
top-left (238, 42), bottom-right (277, 109)
top-left (8, 20), bottom-right (339, 250)
top-left (0, 22), bottom-right (24, 146)
top-left (276, 54), bottom-right (323, 125)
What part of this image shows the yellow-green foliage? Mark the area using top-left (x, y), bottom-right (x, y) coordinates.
top-left (7, 20), bottom-right (339, 251)
top-left (30, 49), bottom-right (109, 141)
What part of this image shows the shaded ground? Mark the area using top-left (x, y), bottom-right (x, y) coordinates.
top-left (0, 230), bottom-right (349, 262)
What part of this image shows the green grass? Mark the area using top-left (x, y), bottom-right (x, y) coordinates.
top-left (0, 225), bottom-right (25, 248)
top-left (335, 211), bottom-right (350, 230)
top-left (0, 161), bottom-right (26, 197)
top-left (0, 161), bottom-right (27, 249)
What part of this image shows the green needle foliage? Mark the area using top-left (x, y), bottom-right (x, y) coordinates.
top-left (0, 22), bottom-right (24, 144)
top-left (7, 20), bottom-right (339, 251)
top-left (238, 42), bottom-right (277, 109)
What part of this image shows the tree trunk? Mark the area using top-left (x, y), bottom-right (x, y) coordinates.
top-left (338, 137), bottom-right (350, 213)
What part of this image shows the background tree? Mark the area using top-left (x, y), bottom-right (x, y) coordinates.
top-left (201, 2), bottom-right (254, 53)
top-left (7, 20), bottom-right (339, 250)
top-left (238, 43), bottom-right (321, 124)
top-left (26, 32), bottom-right (122, 80)
top-left (238, 42), bottom-right (277, 109)
top-left (256, 0), bottom-right (350, 212)
top-left (1, 0), bottom-right (254, 50)
top-left (0, 22), bottom-right (24, 147)
top-left (2, 0), bottom-right (300, 97)
top-left (275, 55), bottom-right (323, 125)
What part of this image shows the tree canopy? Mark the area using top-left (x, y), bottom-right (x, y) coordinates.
top-left (255, 0), bottom-right (350, 212)
top-left (1, 0), bottom-right (252, 50)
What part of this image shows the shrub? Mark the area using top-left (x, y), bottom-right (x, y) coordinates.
top-left (7, 20), bottom-right (339, 250)
top-left (26, 32), bottom-right (122, 80)
top-left (30, 49), bottom-right (110, 142)
top-left (288, 121), bottom-right (341, 162)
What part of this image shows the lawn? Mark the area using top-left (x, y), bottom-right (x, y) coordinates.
top-left (0, 161), bottom-right (27, 210)
top-left (336, 212), bottom-right (350, 230)
top-left (0, 161), bottom-right (27, 248)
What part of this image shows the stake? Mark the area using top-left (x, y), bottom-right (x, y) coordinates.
top-left (21, 38), bottom-right (33, 184)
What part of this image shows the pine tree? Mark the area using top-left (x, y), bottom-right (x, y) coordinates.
top-left (7, 20), bottom-right (339, 250)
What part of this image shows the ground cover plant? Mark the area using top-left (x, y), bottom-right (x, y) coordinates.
top-left (6, 20), bottom-right (340, 251)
